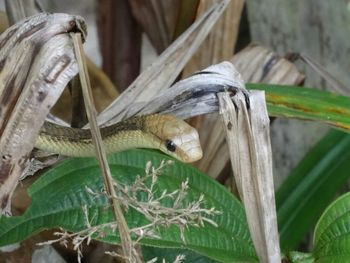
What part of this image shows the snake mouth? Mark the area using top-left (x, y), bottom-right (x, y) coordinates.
top-left (181, 145), bottom-right (203, 163)
top-left (164, 144), bottom-right (202, 163)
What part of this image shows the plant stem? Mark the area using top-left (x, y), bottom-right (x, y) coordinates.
top-left (71, 33), bottom-right (141, 262)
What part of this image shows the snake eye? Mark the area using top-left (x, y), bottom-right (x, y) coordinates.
top-left (165, 139), bottom-right (176, 152)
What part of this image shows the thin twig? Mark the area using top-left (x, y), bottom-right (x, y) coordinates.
top-left (299, 53), bottom-right (348, 95)
top-left (71, 33), bottom-right (140, 262)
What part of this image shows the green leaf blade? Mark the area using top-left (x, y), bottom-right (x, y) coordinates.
top-left (276, 130), bottom-right (350, 249)
top-left (0, 149), bottom-right (257, 262)
top-left (142, 246), bottom-right (218, 263)
top-left (313, 192), bottom-right (350, 262)
top-left (247, 83), bottom-right (350, 131)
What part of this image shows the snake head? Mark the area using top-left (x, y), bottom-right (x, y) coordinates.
top-left (145, 115), bottom-right (203, 163)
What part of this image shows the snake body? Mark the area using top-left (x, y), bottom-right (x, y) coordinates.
top-left (36, 115), bottom-right (203, 163)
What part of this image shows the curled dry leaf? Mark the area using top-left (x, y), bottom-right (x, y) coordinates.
top-left (96, 0), bottom-right (231, 125)
top-left (51, 56), bottom-right (119, 123)
top-left (219, 91), bottom-right (281, 262)
top-left (232, 44), bottom-right (305, 84)
top-left (0, 13), bottom-right (86, 215)
top-left (129, 61), bottom-right (247, 119)
top-left (197, 44), bottom-right (305, 178)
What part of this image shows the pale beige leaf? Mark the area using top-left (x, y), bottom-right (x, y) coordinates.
top-left (219, 90), bottom-right (280, 263)
top-left (199, 45), bottom-right (305, 178)
top-left (183, 0), bottom-right (245, 76)
top-left (0, 13), bottom-right (85, 215)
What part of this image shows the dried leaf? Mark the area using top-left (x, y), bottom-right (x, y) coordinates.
top-left (129, 0), bottom-right (173, 53)
top-left (232, 45), bottom-right (305, 84)
top-left (5, 0), bottom-right (42, 25)
top-left (183, 0), bottom-right (245, 76)
top-left (51, 57), bottom-right (119, 123)
top-left (96, 0), bottom-right (230, 126)
top-left (0, 13), bottom-right (85, 214)
top-left (123, 62), bottom-right (246, 120)
top-left (298, 53), bottom-right (347, 95)
top-left (219, 91), bottom-right (281, 262)
top-left (98, 0), bottom-right (141, 91)
top-left (172, 1), bottom-right (200, 40)
top-left (179, 0), bottom-right (246, 176)
top-left (198, 45), bottom-right (305, 178)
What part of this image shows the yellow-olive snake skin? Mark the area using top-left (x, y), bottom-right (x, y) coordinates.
top-left (35, 114), bottom-right (203, 163)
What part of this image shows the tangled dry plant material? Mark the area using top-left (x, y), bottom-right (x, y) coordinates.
top-left (37, 161), bottom-right (221, 263)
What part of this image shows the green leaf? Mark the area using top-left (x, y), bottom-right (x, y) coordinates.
top-left (287, 251), bottom-right (314, 263)
top-left (313, 192), bottom-right (350, 262)
top-left (276, 129), bottom-right (350, 249)
top-left (247, 83), bottom-right (350, 131)
top-left (0, 149), bottom-right (257, 262)
top-left (142, 246), bottom-right (218, 262)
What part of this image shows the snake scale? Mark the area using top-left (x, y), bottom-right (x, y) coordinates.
top-left (36, 114), bottom-right (203, 163)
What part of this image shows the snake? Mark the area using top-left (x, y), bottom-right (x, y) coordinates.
top-left (35, 114), bottom-right (203, 163)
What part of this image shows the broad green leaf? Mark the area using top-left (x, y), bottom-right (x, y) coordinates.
top-left (276, 129), bottom-right (350, 249)
top-left (313, 192), bottom-right (350, 262)
top-left (0, 149), bottom-right (257, 262)
top-left (142, 246), bottom-right (217, 262)
top-left (247, 83), bottom-right (350, 131)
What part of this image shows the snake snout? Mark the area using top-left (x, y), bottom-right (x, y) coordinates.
top-left (182, 145), bottom-right (203, 163)
top-left (172, 130), bottom-right (203, 163)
